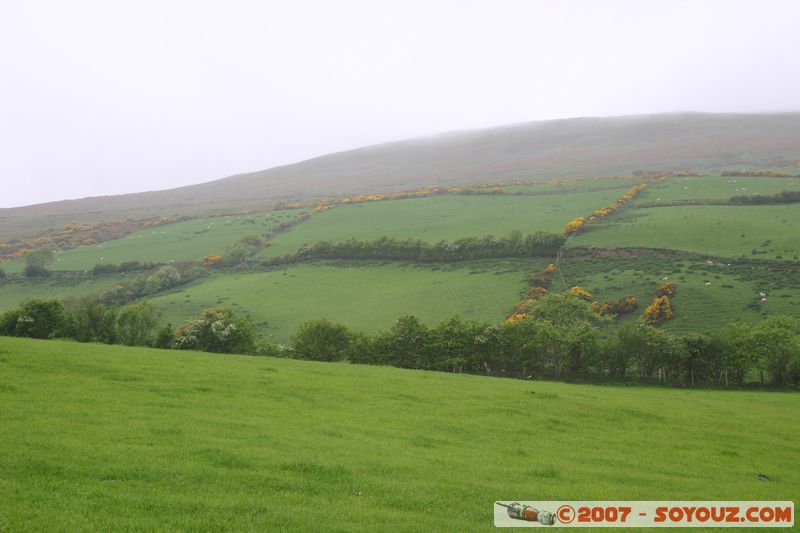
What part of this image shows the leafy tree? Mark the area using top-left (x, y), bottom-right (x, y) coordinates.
top-left (712, 324), bottom-right (756, 385)
top-left (61, 297), bottom-right (118, 343)
top-left (290, 319), bottom-right (352, 362)
top-left (428, 316), bottom-right (487, 372)
top-left (562, 322), bottom-right (601, 378)
top-left (116, 301), bottom-right (161, 346)
top-left (614, 324), bottom-right (676, 381)
top-left (375, 315), bottom-right (430, 369)
top-left (346, 332), bottom-right (380, 365)
top-left (680, 333), bottom-right (722, 385)
top-left (25, 248), bottom-right (55, 277)
top-left (745, 316), bottom-right (800, 385)
top-left (174, 308), bottom-right (255, 354)
top-left (502, 319), bottom-right (551, 378)
top-left (473, 324), bottom-right (511, 375)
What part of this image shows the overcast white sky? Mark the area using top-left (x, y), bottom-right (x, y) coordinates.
top-left (1, 0), bottom-right (799, 208)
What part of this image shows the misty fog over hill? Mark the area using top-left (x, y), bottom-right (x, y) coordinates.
top-left (2, 112), bottom-right (799, 240)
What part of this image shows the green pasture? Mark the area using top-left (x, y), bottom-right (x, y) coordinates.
top-left (1, 211), bottom-right (298, 274)
top-left (149, 260), bottom-right (538, 341)
top-left (559, 256), bottom-right (800, 333)
top-left (634, 175), bottom-right (800, 204)
top-left (264, 191), bottom-right (619, 258)
top-left (1, 337), bottom-right (797, 531)
top-left (571, 204), bottom-right (800, 260)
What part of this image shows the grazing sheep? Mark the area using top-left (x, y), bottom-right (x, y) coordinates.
top-left (705, 282), bottom-right (711, 286)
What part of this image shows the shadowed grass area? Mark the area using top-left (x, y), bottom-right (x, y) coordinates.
top-left (0, 337), bottom-right (797, 531)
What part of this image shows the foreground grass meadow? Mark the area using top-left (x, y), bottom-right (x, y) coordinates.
top-left (1, 338), bottom-right (798, 531)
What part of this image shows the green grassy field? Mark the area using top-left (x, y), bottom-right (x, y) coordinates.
top-left (1, 211), bottom-right (298, 274)
top-left (1, 337), bottom-right (797, 532)
top-left (571, 204), bottom-right (800, 259)
top-left (263, 191), bottom-right (620, 258)
top-left (633, 175), bottom-right (800, 204)
top-left (559, 256), bottom-right (800, 333)
top-left (148, 260), bottom-right (538, 341)
top-left (0, 276), bottom-right (130, 312)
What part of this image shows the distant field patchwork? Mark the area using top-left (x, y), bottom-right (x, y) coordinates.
top-left (149, 260), bottom-right (538, 341)
top-left (633, 174), bottom-right (800, 204)
top-left (571, 204), bottom-right (800, 259)
top-left (264, 191), bottom-right (621, 258)
top-left (0, 275), bottom-right (130, 312)
top-left (1, 211), bottom-right (299, 274)
top-left (559, 256), bottom-right (800, 333)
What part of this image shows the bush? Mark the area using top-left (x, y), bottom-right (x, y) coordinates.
top-left (290, 319), bottom-right (353, 362)
top-left (174, 308), bottom-right (256, 354)
top-left (92, 264), bottom-right (119, 275)
top-left (24, 264), bottom-right (51, 278)
top-left (153, 324), bottom-right (175, 349)
top-left (143, 266), bottom-right (181, 295)
top-left (594, 296), bottom-right (638, 317)
top-left (225, 235), bottom-right (263, 265)
top-left (256, 340), bottom-right (285, 357)
top-left (0, 299), bottom-right (64, 339)
top-left (640, 295), bottom-right (674, 326)
top-left (656, 282), bottom-right (676, 297)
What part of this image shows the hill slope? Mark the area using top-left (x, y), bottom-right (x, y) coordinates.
top-left (3, 112), bottom-right (800, 240)
top-left (1, 337), bottom-right (798, 531)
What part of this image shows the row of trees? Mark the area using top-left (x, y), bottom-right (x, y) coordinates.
top-left (0, 298), bottom-right (172, 347)
top-left (722, 170), bottom-right (795, 178)
top-left (3, 293), bottom-right (799, 387)
top-left (91, 261), bottom-right (159, 275)
top-left (285, 296), bottom-right (800, 387)
top-left (264, 231), bottom-right (566, 265)
top-left (729, 190), bottom-right (800, 205)
top-left (0, 299), bottom-right (255, 353)
top-left (98, 264), bottom-right (201, 305)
